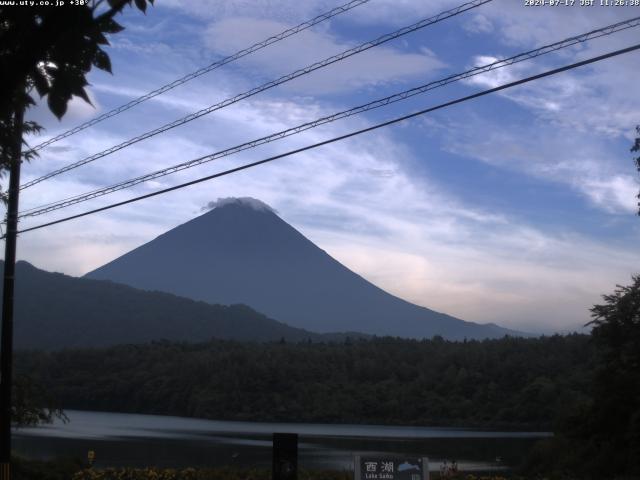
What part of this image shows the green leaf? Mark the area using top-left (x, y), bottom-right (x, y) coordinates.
top-left (75, 87), bottom-right (92, 106)
top-left (107, 0), bottom-right (130, 8)
top-left (93, 49), bottom-right (112, 73)
top-left (98, 18), bottom-right (124, 34)
top-left (94, 32), bottom-right (110, 46)
top-left (23, 121), bottom-right (43, 135)
top-left (32, 70), bottom-right (50, 97)
top-left (134, 0), bottom-right (147, 13)
top-left (47, 92), bottom-right (68, 120)
top-left (23, 93), bottom-right (36, 107)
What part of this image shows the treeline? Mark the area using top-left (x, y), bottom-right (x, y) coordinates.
top-left (16, 334), bottom-right (594, 430)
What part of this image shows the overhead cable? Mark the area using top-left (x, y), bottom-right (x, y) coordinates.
top-left (10, 42), bottom-right (640, 238)
top-left (21, 0), bottom-right (492, 190)
top-left (27, 0), bottom-right (372, 153)
top-left (18, 16), bottom-right (640, 219)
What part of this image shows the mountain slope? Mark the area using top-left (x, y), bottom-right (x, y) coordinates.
top-left (3, 260), bottom-right (334, 350)
top-left (86, 198), bottom-right (519, 340)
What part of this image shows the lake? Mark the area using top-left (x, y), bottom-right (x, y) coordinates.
top-left (13, 410), bottom-right (550, 472)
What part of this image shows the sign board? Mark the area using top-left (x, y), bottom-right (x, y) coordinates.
top-left (354, 456), bottom-right (429, 480)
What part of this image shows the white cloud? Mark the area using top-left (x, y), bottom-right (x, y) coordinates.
top-left (316, 226), bottom-right (637, 332)
top-left (341, 0), bottom-right (460, 27)
top-left (15, 90), bottom-right (640, 333)
top-left (463, 54), bottom-right (522, 88)
top-left (464, 13), bottom-right (494, 34)
top-left (201, 197), bottom-right (276, 213)
top-left (439, 114), bottom-right (638, 214)
top-left (158, 0), bottom-right (339, 23)
top-left (582, 175), bottom-right (639, 213)
top-left (341, 0), bottom-right (624, 48)
top-left (278, 0), bottom-right (640, 139)
top-left (203, 17), bottom-right (446, 94)
top-left (462, 4), bottom-right (640, 139)
top-left (10, 0), bottom-right (640, 336)
top-left (466, 56), bottom-right (638, 138)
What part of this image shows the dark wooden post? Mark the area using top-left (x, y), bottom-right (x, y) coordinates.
top-left (272, 433), bottom-right (298, 480)
top-left (0, 97), bottom-right (24, 480)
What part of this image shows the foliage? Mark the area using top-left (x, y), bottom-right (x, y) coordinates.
top-left (519, 436), bottom-right (581, 479)
top-left (0, 0), bottom-right (154, 199)
top-left (1, 0), bottom-right (154, 432)
top-left (16, 334), bottom-right (594, 430)
top-left (12, 456), bottom-right (85, 480)
top-left (12, 373), bottom-right (66, 427)
top-left (0, 0), bottom-right (153, 119)
top-left (526, 277), bottom-right (640, 479)
top-left (13, 462), bottom-right (522, 480)
top-left (0, 109), bottom-right (42, 202)
top-left (582, 276), bottom-right (640, 476)
top-left (71, 467), bottom-right (350, 480)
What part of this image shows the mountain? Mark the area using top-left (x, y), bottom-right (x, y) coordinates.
top-left (3, 260), bottom-right (344, 350)
top-left (86, 198), bottom-right (520, 340)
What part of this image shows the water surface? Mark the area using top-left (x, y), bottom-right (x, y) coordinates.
top-left (14, 410), bottom-right (550, 471)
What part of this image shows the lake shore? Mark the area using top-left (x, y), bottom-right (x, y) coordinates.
top-left (13, 410), bottom-right (547, 472)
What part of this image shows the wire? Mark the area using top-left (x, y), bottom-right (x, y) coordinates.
top-left (10, 42), bottom-right (640, 238)
top-left (18, 15), bottom-right (640, 219)
top-left (27, 0), bottom-right (372, 154)
top-left (21, 0), bottom-right (492, 190)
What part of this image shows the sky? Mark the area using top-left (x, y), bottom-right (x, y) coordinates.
top-left (11, 0), bottom-right (640, 333)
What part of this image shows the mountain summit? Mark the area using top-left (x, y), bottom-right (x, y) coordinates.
top-left (86, 198), bottom-right (518, 340)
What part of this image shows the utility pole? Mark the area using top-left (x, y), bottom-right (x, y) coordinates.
top-left (0, 99), bottom-right (24, 480)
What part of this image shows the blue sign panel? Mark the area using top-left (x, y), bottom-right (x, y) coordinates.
top-left (355, 456), bottom-right (429, 480)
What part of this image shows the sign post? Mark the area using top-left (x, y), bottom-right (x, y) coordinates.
top-left (354, 455), bottom-right (429, 480)
top-left (273, 433), bottom-right (298, 480)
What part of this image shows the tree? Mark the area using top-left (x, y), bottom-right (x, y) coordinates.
top-left (1, 0), bottom-right (154, 192)
top-left (12, 374), bottom-right (66, 427)
top-left (522, 278), bottom-right (640, 478)
top-left (633, 125), bottom-right (640, 215)
top-left (584, 276), bottom-right (640, 477)
top-left (1, 1), bottom-right (153, 475)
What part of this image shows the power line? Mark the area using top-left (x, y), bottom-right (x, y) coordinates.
top-left (21, 0), bottom-right (492, 190)
top-left (10, 42), bottom-right (640, 239)
top-left (18, 16), bottom-right (640, 219)
top-left (21, 15), bottom-right (637, 216)
top-left (27, 0), bottom-right (372, 154)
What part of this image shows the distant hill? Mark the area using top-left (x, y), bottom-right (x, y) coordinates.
top-left (86, 197), bottom-right (523, 340)
top-left (2, 261), bottom-right (348, 350)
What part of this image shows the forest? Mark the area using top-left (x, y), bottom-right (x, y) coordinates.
top-left (16, 334), bottom-right (593, 430)
top-left (12, 276), bottom-right (640, 478)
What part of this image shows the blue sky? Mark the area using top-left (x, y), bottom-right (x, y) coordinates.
top-left (16, 0), bottom-right (640, 333)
